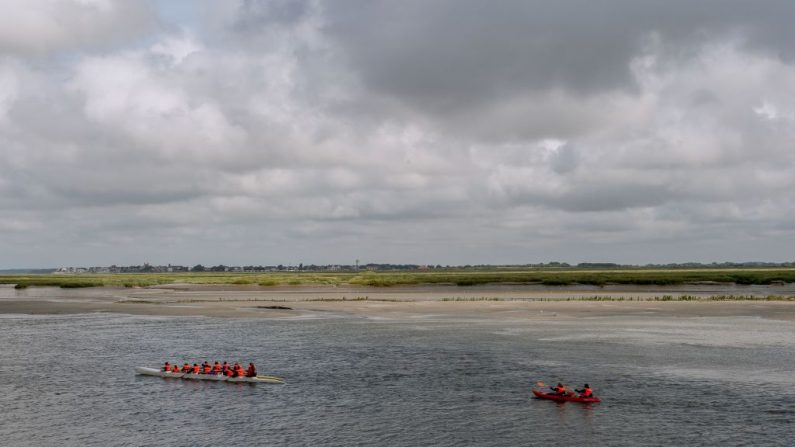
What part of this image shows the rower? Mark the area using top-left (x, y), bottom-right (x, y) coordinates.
top-left (246, 363), bottom-right (257, 378)
top-left (232, 362), bottom-right (244, 378)
top-left (212, 361), bottom-right (222, 374)
top-left (162, 361), bottom-right (171, 372)
top-left (171, 364), bottom-right (181, 373)
top-left (575, 384), bottom-right (594, 398)
top-left (192, 363), bottom-right (200, 374)
top-left (202, 362), bottom-right (212, 374)
top-left (550, 383), bottom-right (567, 395)
top-left (182, 363), bottom-right (191, 373)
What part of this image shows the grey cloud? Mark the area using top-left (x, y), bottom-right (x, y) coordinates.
top-left (501, 179), bottom-right (673, 213)
top-left (321, 0), bottom-right (795, 110)
top-left (235, 0), bottom-right (312, 28)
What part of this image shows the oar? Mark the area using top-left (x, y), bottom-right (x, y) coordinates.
top-left (257, 374), bottom-right (286, 381)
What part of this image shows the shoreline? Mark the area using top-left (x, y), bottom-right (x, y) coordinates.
top-left (1, 284), bottom-right (794, 321)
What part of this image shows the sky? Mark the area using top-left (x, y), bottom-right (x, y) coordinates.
top-left (1, 0), bottom-right (795, 268)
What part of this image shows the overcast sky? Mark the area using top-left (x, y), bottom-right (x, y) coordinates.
top-left (1, 0), bottom-right (794, 268)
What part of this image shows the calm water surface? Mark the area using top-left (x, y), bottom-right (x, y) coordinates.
top-left (0, 311), bottom-right (793, 446)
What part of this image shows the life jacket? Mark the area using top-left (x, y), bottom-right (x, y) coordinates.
top-left (225, 369), bottom-right (234, 377)
top-left (171, 365), bottom-right (180, 373)
top-left (163, 363), bottom-right (171, 371)
top-left (554, 386), bottom-right (566, 394)
top-left (202, 364), bottom-right (211, 374)
top-left (192, 365), bottom-right (200, 374)
top-left (213, 363), bottom-right (222, 373)
top-left (247, 365), bottom-right (256, 377)
top-left (581, 388), bottom-right (593, 397)
top-left (182, 364), bottom-right (191, 372)
top-left (234, 367), bottom-right (244, 377)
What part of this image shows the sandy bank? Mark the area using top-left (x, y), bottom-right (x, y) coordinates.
top-left (1, 284), bottom-right (794, 321)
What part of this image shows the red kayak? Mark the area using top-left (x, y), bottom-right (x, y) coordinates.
top-left (532, 389), bottom-right (601, 403)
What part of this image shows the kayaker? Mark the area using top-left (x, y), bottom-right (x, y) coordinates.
top-left (192, 363), bottom-right (200, 374)
top-left (162, 361), bottom-right (171, 372)
top-left (246, 363), bottom-right (257, 377)
top-left (212, 361), bottom-right (222, 374)
top-left (550, 383), bottom-right (567, 395)
top-left (575, 384), bottom-right (593, 398)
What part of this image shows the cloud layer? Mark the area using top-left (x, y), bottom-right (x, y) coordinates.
top-left (1, 0), bottom-right (794, 267)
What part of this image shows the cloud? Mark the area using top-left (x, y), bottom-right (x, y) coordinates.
top-left (2, 1), bottom-right (795, 266)
top-left (0, 0), bottom-right (156, 55)
top-left (320, 0), bottom-right (795, 139)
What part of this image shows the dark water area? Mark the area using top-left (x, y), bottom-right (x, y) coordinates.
top-left (1, 313), bottom-right (793, 446)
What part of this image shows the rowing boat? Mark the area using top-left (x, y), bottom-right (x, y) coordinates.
top-left (135, 367), bottom-right (285, 384)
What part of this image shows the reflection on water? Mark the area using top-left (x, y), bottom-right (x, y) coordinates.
top-left (0, 312), bottom-right (792, 446)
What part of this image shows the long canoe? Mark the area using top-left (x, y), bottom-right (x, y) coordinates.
top-left (135, 367), bottom-right (285, 384)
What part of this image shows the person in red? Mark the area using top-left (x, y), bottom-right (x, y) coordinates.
top-left (191, 363), bottom-right (200, 374)
top-left (222, 361), bottom-right (231, 375)
top-left (202, 363), bottom-right (212, 374)
top-left (162, 362), bottom-right (171, 372)
top-left (212, 361), bottom-right (222, 374)
top-left (181, 363), bottom-right (191, 373)
top-left (246, 363), bottom-right (257, 378)
top-left (575, 384), bottom-right (593, 398)
top-left (550, 383), bottom-right (567, 395)
top-left (232, 362), bottom-right (244, 378)
top-left (171, 364), bottom-right (180, 373)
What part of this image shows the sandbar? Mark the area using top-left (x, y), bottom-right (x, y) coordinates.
top-left (1, 284), bottom-right (794, 321)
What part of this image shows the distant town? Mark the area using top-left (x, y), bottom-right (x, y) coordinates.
top-left (0, 261), bottom-right (790, 275)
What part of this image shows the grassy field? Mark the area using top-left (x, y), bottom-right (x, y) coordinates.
top-left (3, 267), bottom-right (795, 289)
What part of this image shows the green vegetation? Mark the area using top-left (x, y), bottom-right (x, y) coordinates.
top-left (2, 267), bottom-right (795, 289)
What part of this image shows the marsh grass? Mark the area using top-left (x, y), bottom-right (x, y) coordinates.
top-left (112, 294), bottom-right (793, 304)
top-left (2, 267), bottom-right (795, 289)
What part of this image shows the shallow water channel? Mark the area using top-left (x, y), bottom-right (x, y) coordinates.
top-left (0, 311), bottom-right (793, 446)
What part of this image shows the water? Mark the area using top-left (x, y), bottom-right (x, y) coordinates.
top-left (0, 313), bottom-right (793, 446)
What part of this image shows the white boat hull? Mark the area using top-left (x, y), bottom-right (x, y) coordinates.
top-left (135, 367), bottom-right (184, 378)
top-left (135, 367), bottom-right (284, 384)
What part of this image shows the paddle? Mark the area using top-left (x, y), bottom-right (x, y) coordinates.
top-left (536, 380), bottom-right (573, 394)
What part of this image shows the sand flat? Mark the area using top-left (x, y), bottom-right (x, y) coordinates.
top-left (1, 284), bottom-right (794, 321)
